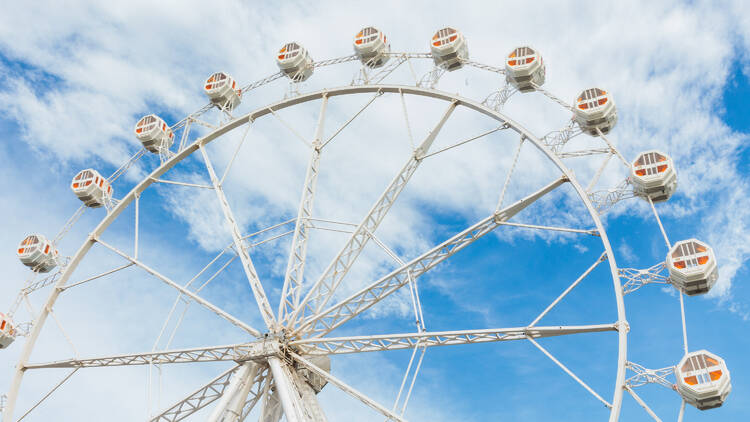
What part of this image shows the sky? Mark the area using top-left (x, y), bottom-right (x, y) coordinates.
top-left (1, 1), bottom-right (749, 421)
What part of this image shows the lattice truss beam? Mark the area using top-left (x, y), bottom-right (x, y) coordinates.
top-left (294, 176), bottom-right (568, 338)
top-left (288, 100), bottom-right (460, 328)
top-left (291, 324), bottom-right (617, 355)
top-left (23, 341), bottom-right (280, 370)
top-left (151, 363), bottom-right (268, 422)
top-left (587, 178), bottom-right (635, 214)
top-left (619, 262), bottom-right (671, 294)
top-left (625, 361), bottom-right (675, 390)
top-left (278, 97), bottom-right (327, 322)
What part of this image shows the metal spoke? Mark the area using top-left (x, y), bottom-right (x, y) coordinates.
top-left (152, 246), bottom-right (236, 356)
top-left (419, 124), bottom-right (508, 159)
top-left (95, 238), bottom-right (262, 337)
top-left (647, 196), bottom-right (688, 355)
top-left (595, 128), bottom-right (630, 168)
top-left (200, 145), bottom-right (278, 331)
top-left (289, 100), bottom-right (459, 328)
top-left (60, 263), bottom-right (135, 291)
top-left (220, 121), bottom-right (254, 186)
top-left (267, 107), bottom-right (312, 149)
top-left (24, 341), bottom-right (279, 370)
top-left (586, 152), bottom-right (614, 192)
top-left (529, 252), bottom-right (608, 327)
top-left (241, 218), bottom-right (296, 241)
top-left (150, 365), bottom-right (240, 422)
top-left (279, 96), bottom-right (328, 322)
top-left (399, 89), bottom-right (416, 151)
top-left (320, 91), bottom-right (381, 149)
top-left (291, 324), bottom-right (616, 355)
top-left (290, 353), bottom-right (406, 422)
top-left (296, 176), bottom-right (568, 338)
top-left (496, 221), bottom-right (599, 236)
top-left (531, 83), bottom-right (573, 111)
top-left (134, 192), bottom-right (140, 258)
top-left (526, 336), bottom-right (613, 408)
top-left (16, 368), bottom-right (79, 421)
top-left (496, 136), bottom-right (525, 211)
top-left (557, 148), bottom-right (612, 158)
top-left (149, 177), bottom-right (214, 189)
top-left (624, 386), bottom-right (663, 422)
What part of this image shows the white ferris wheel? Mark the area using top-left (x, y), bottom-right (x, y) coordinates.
top-left (0, 26), bottom-right (733, 421)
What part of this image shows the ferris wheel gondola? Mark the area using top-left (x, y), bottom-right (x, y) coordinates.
top-left (71, 168), bottom-right (113, 208)
top-left (675, 350), bottom-right (732, 410)
top-left (430, 27), bottom-right (468, 71)
top-left (0, 313), bottom-right (16, 349)
top-left (16, 234), bottom-right (58, 273)
top-left (353, 26), bottom-right (390, 68)
top-left (505, 46), bottom-right (545, 92)
top-left (204, 72), bottom-right (242, 109)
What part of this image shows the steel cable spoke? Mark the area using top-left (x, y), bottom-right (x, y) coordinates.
top-left (200, 145), bottom-right (278, 330)
top-left (296, 176), bottom-right (568, 338)
top-left (95, 238), bottom-right (262, 337)
top-left (289, 100), bottom-right (459, 328)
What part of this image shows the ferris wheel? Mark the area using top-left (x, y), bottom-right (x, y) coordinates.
top-left (0, 26), bottom-right (733, 421)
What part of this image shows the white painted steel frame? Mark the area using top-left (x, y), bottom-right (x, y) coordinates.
top-left (294, 176), bottom-right (569, 339)
top-left (278, 96), bottom-right (328, 323)
top-left (3, 85), bottom-right (628, 422)
top-left (288, 100), bottom-right (458, 327)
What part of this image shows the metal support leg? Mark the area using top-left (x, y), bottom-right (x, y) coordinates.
top-left (208, 362), bottom-right (258, 422)
top-left (267, 357), bottom-right (305, 422)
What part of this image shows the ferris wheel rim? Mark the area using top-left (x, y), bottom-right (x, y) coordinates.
top-left (3, 83), bottom-right (628, 422)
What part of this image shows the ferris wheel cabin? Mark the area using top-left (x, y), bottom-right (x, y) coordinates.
top-left (675, 350), bottom-right (731, 410)
top-left (204, 72), bottom-right (241, 109)
top-left (667, 239), bottom-right (718, 296)
top-left (505, 46), bottom-right (546, 92)
top-left (71, 169), bottom-right (113, 208)
top-left (0, 313), bottom-right (16, 349)
top-left (134, 114), bottom-right (174, 154)
top-left (277, 42), bottom-right (314, 82)
top-left (353, 27), bottom-right (390, 68)
top-left (573, 88), bottom-right (618, 135)
top-left (17, 234), bottom-right (58, 273)
top-left (630, 150), bottom-right (677, 202)
top-left (430, 27), bottom-right (468, 71)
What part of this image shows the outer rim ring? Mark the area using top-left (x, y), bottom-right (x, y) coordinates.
top-left (4, 84), bottom-right (627, 421)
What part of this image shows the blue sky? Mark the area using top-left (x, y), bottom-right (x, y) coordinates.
top-left (1, 1), bottom-right (749, 421)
